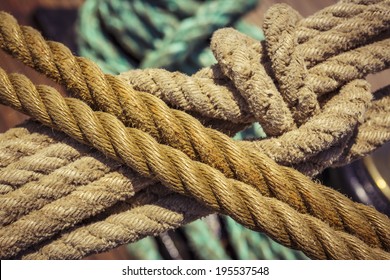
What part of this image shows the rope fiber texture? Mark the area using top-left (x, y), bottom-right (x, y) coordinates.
top-left (0, 0), bottom-right (389, 259)
top-left (79, 0), bottom-right (288, 260)
top-left (0, 121), bottom-right (388, 260)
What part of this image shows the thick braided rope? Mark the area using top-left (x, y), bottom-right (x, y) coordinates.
top-left (0, 3), bottom-right (383, 177)
top-left (0, 5), bottom-right (388, 243)
top-left (0, 69), bottom-right (389, 259)
top-left (0, 123), bottom-right (388, 260)
top-left (77, 0), bottom-right (263, 74)
top-left (1, 1), bottom-right (278, 260)
top-left (0, 2), bottom-right (390, 258)
top-left (4, 4), bottom-right (388, 171)
top-left (1, 12), bottom-right (390, 252)
top-left (20, 185), bottom-right (210, 260)
top-left (0, 124), bottom-right (296, 259)
top-left (0, 123), bottom-right (210, 259)
top-left (0, 123), bottom-right (300, 260)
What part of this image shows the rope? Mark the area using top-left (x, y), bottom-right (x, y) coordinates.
top-left (0, 0), bottom-right (389, 259)
top-left (223, 216), bottom-right (308, 260)
top-left (127, 237), bottom-right (163, 260)
top-left (1, 8), bottom-right (389, 248)
top-left (0, 123), bottom-right (210, 259)
top-left (1, 2), bottom-right (388, 178)
top-left (183, 219), bottom-right (231, 260)
top-left (80, 0), bottom-right (272, 260)
top-left (122, 0), bottom-right (390, 128)
top-left (0, 68), bottom-right (389, 260)
top-left (77, 0), bottom-right (264, 74)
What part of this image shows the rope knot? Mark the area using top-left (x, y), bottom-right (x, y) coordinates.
top-left (120, 1), bottom-right (390, 176)
top-left (263, 4), bottom-right (319, 125)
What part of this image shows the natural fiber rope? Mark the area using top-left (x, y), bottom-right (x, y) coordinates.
top-left (0, 123), bottom-right (311, 260)
top-left (20, 183), bottom-right (210, 260)
top-left (123, 0), bottom-right (390, 129)
top-left (0, 122), bottom-right (388, 259)
top-left (77, 0), bottom-right (264, 74)
top-left (0, 69), bottom-right (389, 260)
top-left (224, 216), bottom-right (308, 260)
top-left (1, 6), bottom-right (389, 247)
top-left (1, 2), bottom-right (388, 177)
top-left (79, 0), bottom-right (280, 259)
top-left (0, 0), bottom-right (388, 258)
top-left (0, 123), bottom-right (210, 259)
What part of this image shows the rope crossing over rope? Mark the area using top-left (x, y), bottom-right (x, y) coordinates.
top-left (0, 0), bottom-right (389, 259)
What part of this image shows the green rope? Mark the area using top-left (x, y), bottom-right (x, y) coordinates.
top-left (77, 0), bottom-right (136, 73)
top-left (126, 237), bottom-right (163, 260)
top-left (224, 216), bottom-right (309, 260)
top-left (184, 218), bottom-right (231, 260)
top-left (77, 0), bottom-right (264, 74)
top-left (233, 122), bottom-right (266, 140)
top-left (224, 216), bottom-right (257, 259)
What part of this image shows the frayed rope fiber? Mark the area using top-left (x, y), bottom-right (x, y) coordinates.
top-left (0, 0), bottom-right (390, 259)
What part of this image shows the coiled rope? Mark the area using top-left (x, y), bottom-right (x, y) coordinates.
top-left (0, 0), bottom-right (389, 259)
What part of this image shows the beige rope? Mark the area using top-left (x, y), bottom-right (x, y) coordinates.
top-left (0, 123), bottom-right (210, 259)
top-left (0, 122), bottom-right (388, 259)
top-left (0, 0), bottom-right (389, 259)
top-left (0, 70), bottom-right (389, 259)
top-left (123, 0), bottom-right (390, 130)
top-left (0, 2), bottom-right (388, 180)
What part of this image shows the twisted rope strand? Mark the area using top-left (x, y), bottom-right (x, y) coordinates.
top-left (0, 2), bottom-right (387, 260)
top-left (296, 0), bottom-right (390, 66)
top-left (1, 9), bottom-right (389, 176)
top-left (0, 123), bottom-right (209, 259)
top-left (0, 166), bottom-right (139, 258)
top-left (18, 189), bottom-right (211, 260)
top-left (0, 68), bottom-right (389, 259)
top-left (17, 178), bottom-right (390, 259)
top-left (334, 84), bottom-right (390, 164)
top-left (0, 68), bottom-right (371, 240)
top-left (0, 129), bottom-right (155, 227)
top-left (0, 124), bottom-right (303, 260)
top-left (263, 5), bottom-right (319, 125)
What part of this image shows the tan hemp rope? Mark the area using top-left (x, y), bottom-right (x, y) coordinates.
top-left (0, 68), bottom-right (389, 259)
top-left (0, 121), bottom-right (389, 260)
top-left (1, 1), bottom-right (389, 177)
top-left (0, 0), bottom-right (388, 260)
top-left (123, 0), bottom-right (390, 131)
top-left (0, 123), bottom-right (210, 259)
top-left (0, 3), bottom-right (388, 248)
